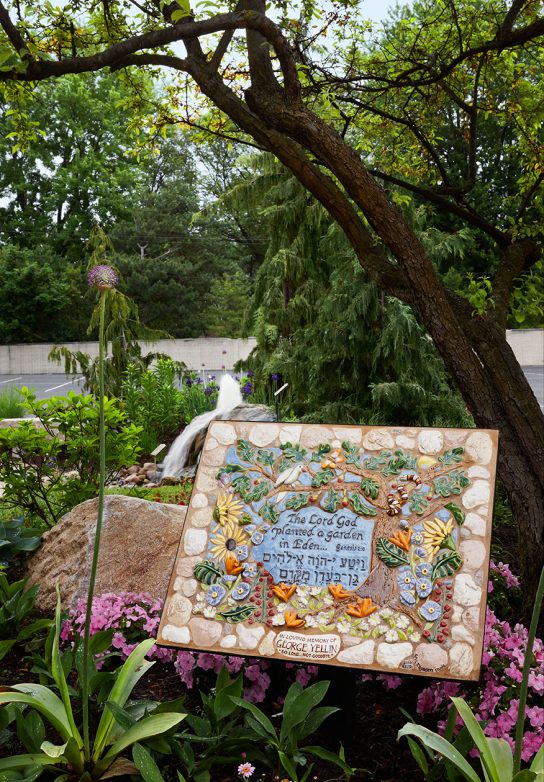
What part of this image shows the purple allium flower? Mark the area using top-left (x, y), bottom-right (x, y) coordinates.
top-left (185, 378), bottom-right (193, 387)
top-left (87, 264), bottom-right (118, 291)
top-left (247, 370), bottom-right (254, 377)
top-left (241, 382), bottom-right (253, 396)
top-left (271, 373), bottom-right (279, 382)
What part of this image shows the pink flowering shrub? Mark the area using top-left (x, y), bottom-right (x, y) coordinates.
top-left (62, 591), bottom-right (317, 703)
top-left (416, 564), bottom-right (543, 763)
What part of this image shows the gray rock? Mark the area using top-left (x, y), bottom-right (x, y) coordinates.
top-left (26, 495), bottom-right (187, 612)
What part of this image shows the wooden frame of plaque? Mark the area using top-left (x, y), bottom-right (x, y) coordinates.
top-left (157, 422), bottom-right (498, 680)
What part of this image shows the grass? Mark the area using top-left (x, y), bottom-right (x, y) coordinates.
top-left (0, 387), bottom-right (23, 419)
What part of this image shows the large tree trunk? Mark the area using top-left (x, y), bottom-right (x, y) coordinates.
top-left (182, 45), bottom-right (544, 594)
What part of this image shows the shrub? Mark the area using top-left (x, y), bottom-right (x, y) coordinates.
top-left (0, 574), bottom-right (51, 660)
top-left (0, 386), bottom-right (23, 419)
top-left (0, 388), bottom-right (142, 526)
top-left (0, 516), bottom-right (43, 571)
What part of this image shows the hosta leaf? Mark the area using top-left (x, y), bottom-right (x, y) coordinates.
top-left (218, 605), bottom-right (256, 623)
top-left (193, 561), bottom-right (221, 585)
top-left (376, 538), bottom-right (409, 567)
top-left (285, 493), bottom-right (309, 510)
top-left (350, 493), bottom-right (378, 516)
top-left (444, 502), bottom-right (465, 526)
top-left (432, 551), bottom-right (463, 579)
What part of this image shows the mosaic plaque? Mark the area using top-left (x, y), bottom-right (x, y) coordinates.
top-left (157, 422), bottom-right (498, 680)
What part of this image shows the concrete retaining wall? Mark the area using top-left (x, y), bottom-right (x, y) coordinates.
top-left (0, 331), bottom-right (541, 375)
top-left (0, 337), bottom-right (257, 375)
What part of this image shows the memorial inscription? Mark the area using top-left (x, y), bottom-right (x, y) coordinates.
top-left (158, 422), bottom-right (498, 681)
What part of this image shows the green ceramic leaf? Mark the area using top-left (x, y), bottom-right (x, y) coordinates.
top-left (218, 605), bottom-right (256, 623)
top-left (376, 538), bottom-right (409, 567)
top-left (341, 440), bottom-right (358, 454)
top-left (257, 449), bottom-right (275, 467)
top-left (322, 489), bottom-right (341, 513)
top-left (285, 493), bottom-right (309, 510)
top-left (444, 502), bottom-right (465, 526)
top-left (248, 480), bottom-right (271, 502)
top-left (318, 443), bottom-right (331, 455)
top-left (311, 469), bottom-right (335, 487)
top-left (409, 491), bottom-right (429, 515)
top-left (350, 493), bottom-right (378, 516)
top-left (281, 443), bottom-right (307, 460)
top-left (259, 502), bottom-right (280, 524)
top-left (432, 551), bottom-right (463, 579)
top-left (193, 561), bottom-right (221, 585)
top-left (215, 464), bottom-right (242, 479)
top-left (237, 439), bottom-right (255, 462)
top-left (439, 447), bottom-right (465, 465)
top-left (232, 475), bottom-right (251, 495)
top-left (360, 478), bottom-right (380, 500)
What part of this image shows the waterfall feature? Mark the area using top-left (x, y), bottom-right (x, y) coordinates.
top-left (161, 375), bottom-right (243, 479)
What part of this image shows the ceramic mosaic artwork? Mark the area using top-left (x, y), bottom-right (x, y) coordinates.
top-left (157, 422), bottom-right (498, 680)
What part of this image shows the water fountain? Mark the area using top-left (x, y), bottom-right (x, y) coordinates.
top-left (160, 374), bottom-right (274, 480)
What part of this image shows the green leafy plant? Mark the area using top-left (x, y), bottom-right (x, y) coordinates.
top-left (0, 597), bottom-right (185, 780)
top-left (399, 566), bottom-right (544, 781)
top-left (0, 574), bottom-right (51, 661)
top-left (0, 388), bottom-right (142, 526)
top-left (229, 679), bottom-right (355, 782)
top-left (122, 359), bottom-right (185, 453)
top-left (0, 385), bottom-right (24, 418)
top-left (0, 516), bottom-right (42, 569)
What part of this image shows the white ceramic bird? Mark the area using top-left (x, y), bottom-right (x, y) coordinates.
top-left (274, 463), bottom-right (305, 504)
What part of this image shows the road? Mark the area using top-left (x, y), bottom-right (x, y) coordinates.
top-left (0, 366), bottom-right (542, 409)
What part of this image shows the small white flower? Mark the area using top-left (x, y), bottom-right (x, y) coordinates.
top-left (195, 593), bottom-right (206, 603)
top-left (277, 603), bottom-right (287, 613)
top-left (304, 615), bottom-right (318, 627)
top-left (192, 604), bottom-right (202, 614)
top-left (368, 613), bottom-right (381, 627)
top-left (380, 608), bottom-right (394, 619)
top-left (272, 614), bottom-right (286, 626)
top-left (385, 629), bottom-right (399, 642)
top-left (396, 614), bottom-right (410, 629)
top-left (377, 623), bottom-right (389, 635)
top-left (411, 632), bottom-right (421, 642)
top-left (308, 586), bottom-right (322, 596)
top-left (337, 620), bottom-right (351, 633)
top-left (203, 606), bottom-right (217, 619)
top-left (359, 620), bottom-right (370, 633)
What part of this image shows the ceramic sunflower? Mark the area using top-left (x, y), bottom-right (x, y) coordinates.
top-left (209, 520), bottom-right (249, 562)
top-left (213, 491), bottom-right (244, 525)
top-left (423, 517), bottom-right (455, 558)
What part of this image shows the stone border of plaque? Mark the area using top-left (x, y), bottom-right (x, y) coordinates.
top-left (157, 422), bottom-right (498, 680)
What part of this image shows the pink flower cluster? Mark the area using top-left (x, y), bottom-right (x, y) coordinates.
top-left (61, 591), bottom-right (172, 663)
top-left (416, 574), bottom-right (543, 762)
top-left (488, 560), bottom-right (520, 592)
top-left (62, 591), bottom-right (317, 703)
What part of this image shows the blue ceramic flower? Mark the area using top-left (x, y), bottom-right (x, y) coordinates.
top-left (232, 582), bottom-right (251, 601)
top-left (414, 547), bottom-right (428, 559)
top-left (397, 570), bottom-right (416, 590)
top-left (207, 584), bottom-right (227, 606)
top-left (221, 575), bottom-right (236, 585)
top-left (411, 525), bottom-right (425, 546)
top-left (236, 545), bottom-right (249, 562)
top-left (415, 577), bottom-right (433, 598)
top-left (415, 562), bottom-right (433, 578)
top-left (399, 519), bottom-right (409, 530)
top-left (251, 531), bottom-right (264, 545)
top-left (243, 562), bottom-right (258, 578)
top-left (419, 600), bottom-right (442, 621)
top-left (400, 590), bottom-right (416, 607)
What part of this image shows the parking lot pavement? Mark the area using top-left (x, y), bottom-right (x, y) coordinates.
top-left (0, 366), bottom-right (542, 407)
top-left (0, 374), bottom-right (84, 399)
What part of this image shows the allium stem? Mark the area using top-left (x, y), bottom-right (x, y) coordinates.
top-left (81, 290), bottom-right (107, 764)
top-left (513, 564), bottom-right (544, 772)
